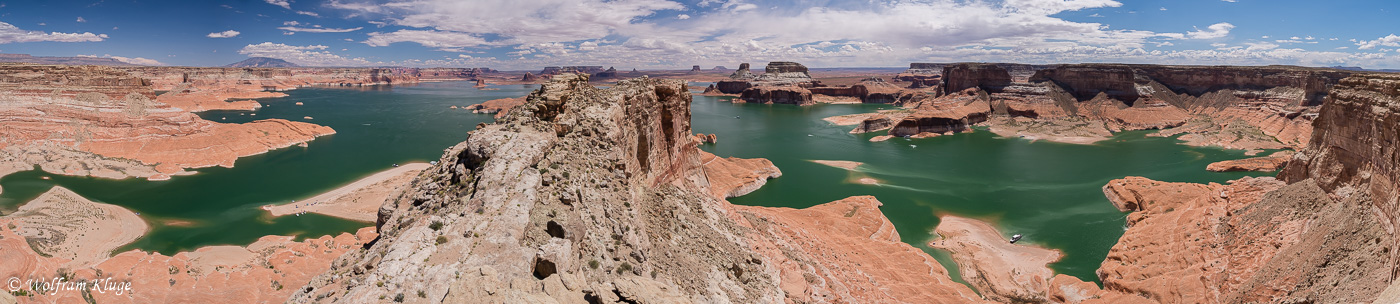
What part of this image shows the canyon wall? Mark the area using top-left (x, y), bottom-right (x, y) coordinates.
top-left (883, 63), bottom-right (1350, 149)
top-left (1052, 73), bottom-right (1400, 303)
top-left (292, 75), bottom-right (989, 303)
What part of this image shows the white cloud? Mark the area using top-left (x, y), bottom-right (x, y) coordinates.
top-left (104, 55), bottom-right (164, 65)
top-left (1186, 23), bottom-right (1233, 39)
top-left (238, 42), bottom-right (373, 66)
top-left (0, 21), bottom-right (107, 43)
top-left (206, 30), bottom-right (241, 38)
top-left (76, 17), bottom-right (87, 23)
top-left (296, 11), bottom-right (320, 17)
top-left (364, 30), bottom-right (489, 49)
top-left (283, 21), bottom-right (301, 26)
top-left (335, 0), bottom-right (685, 45)
top-left (278, 26), bottom-right (362, 33)
top-left (1221, 0), bottom-right (1237, 2)
top-left (266, 0), bottom-right (291, 9)
top-left (315, 0), bottom-right (1400, 70)
top-left (1004, 0), bottom-right (1122, 15)
top-left (1357, 34), bottom-right (1400, 50)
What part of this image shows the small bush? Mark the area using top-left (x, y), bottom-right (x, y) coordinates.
top-left (588, 259), bottom-right (600, 269)
top-left (617, 262), bottom-right (633, 274)
top-left (429, 221), bottom-right (444, 231)
top-left (393, 293), bottom-right (405, 302)
top-left (418, 290), bottom-right (427, 298)
top-left (436, 236), bottom-right (448, 245)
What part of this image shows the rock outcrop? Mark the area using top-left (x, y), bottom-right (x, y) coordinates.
top-left (716, 62), bottom-right (821, 103)
top-left (727, 63), bottom-right (756, 80)
top-left (1206, 151), bottom-right (1294, 172)
top-left (943, 63), bottom-right (1012, 94)
top-left (465, 96), bottom-right (527, 118)
top-left (292, 74), bottom-right (988, 303)
top-left (738, 85), bottom-right (813, 105)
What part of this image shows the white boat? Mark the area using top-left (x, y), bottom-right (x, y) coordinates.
top-left (1010, 234), bottom-right (1024, 243)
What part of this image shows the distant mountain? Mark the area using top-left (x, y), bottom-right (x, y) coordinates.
top-left (226, 57), bottom-right (298, 68)
top-left (1329, 66), bottom-right (1400, 73)
top-left (0, 53), bottom-right (134, 66)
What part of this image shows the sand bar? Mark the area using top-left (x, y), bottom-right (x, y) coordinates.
top-left (810, 160), bottom-right (863, 171)
top-left (929, 215), bottom-right (1062, 302)
top-left (264, 163), bottom-right (429, 222)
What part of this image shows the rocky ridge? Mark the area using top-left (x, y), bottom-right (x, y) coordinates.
top-left (292, 74), bottom-right (988, 303)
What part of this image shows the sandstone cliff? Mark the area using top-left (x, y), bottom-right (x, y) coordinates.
top-left (877, 63), bottom-right (1351, 147)
top-left (292, 75), bottom-right (988, 303)
top-left (715, 62), bottom-right (822, 105)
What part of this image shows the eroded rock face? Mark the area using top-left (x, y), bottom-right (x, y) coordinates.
top-left (293, 75), bottom-right (987, 303)
top-left (1281, 73), bottom-right (1400, 280)
top-left (1093, 176), bottom-right (1392, 303)
top-left (943, 63), bottom-right (1012, 95)
top-left (878, 63), bottom-right (1351, 147)
top-left (739, 85), bottom-right (813, 105)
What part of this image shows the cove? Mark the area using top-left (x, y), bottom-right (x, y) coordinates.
top-left (0, 81), bottom-right (537, 254)
top-left (0, 79), bottom-right (1272, 285)
top-left (685, 84), bottom-right (1275, 283)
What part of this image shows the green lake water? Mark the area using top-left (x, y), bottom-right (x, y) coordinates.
top-left (0, 80), bottom-right (1270, 285)
top-left (0, 81), bottom-right (534, 254)
top-left (684, 82), bottom-right (1273, 284)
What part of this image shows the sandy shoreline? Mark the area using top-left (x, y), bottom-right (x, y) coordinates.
top-left (264, 163), bottom-right (429, 222)
top-left (930, 215), bottom-right (1062, 302)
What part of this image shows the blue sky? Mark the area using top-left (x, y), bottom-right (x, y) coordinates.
top-left (0, 0), bottom-right (1397, 69)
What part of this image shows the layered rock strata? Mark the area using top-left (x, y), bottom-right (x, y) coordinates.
top-left (879, 63), bottom-right (1351, 146)
top-left (0, 64), bottom-right (334, 181)
top-left (1206, 151), bottom-right (1294, 172)
top-left (715, 62), bottom-right (823, 105)
top-left (292, 75), bottom-right (988, 303)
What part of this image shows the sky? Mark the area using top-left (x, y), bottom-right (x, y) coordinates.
top-left (0, 0), bottom-right (1398, 70)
